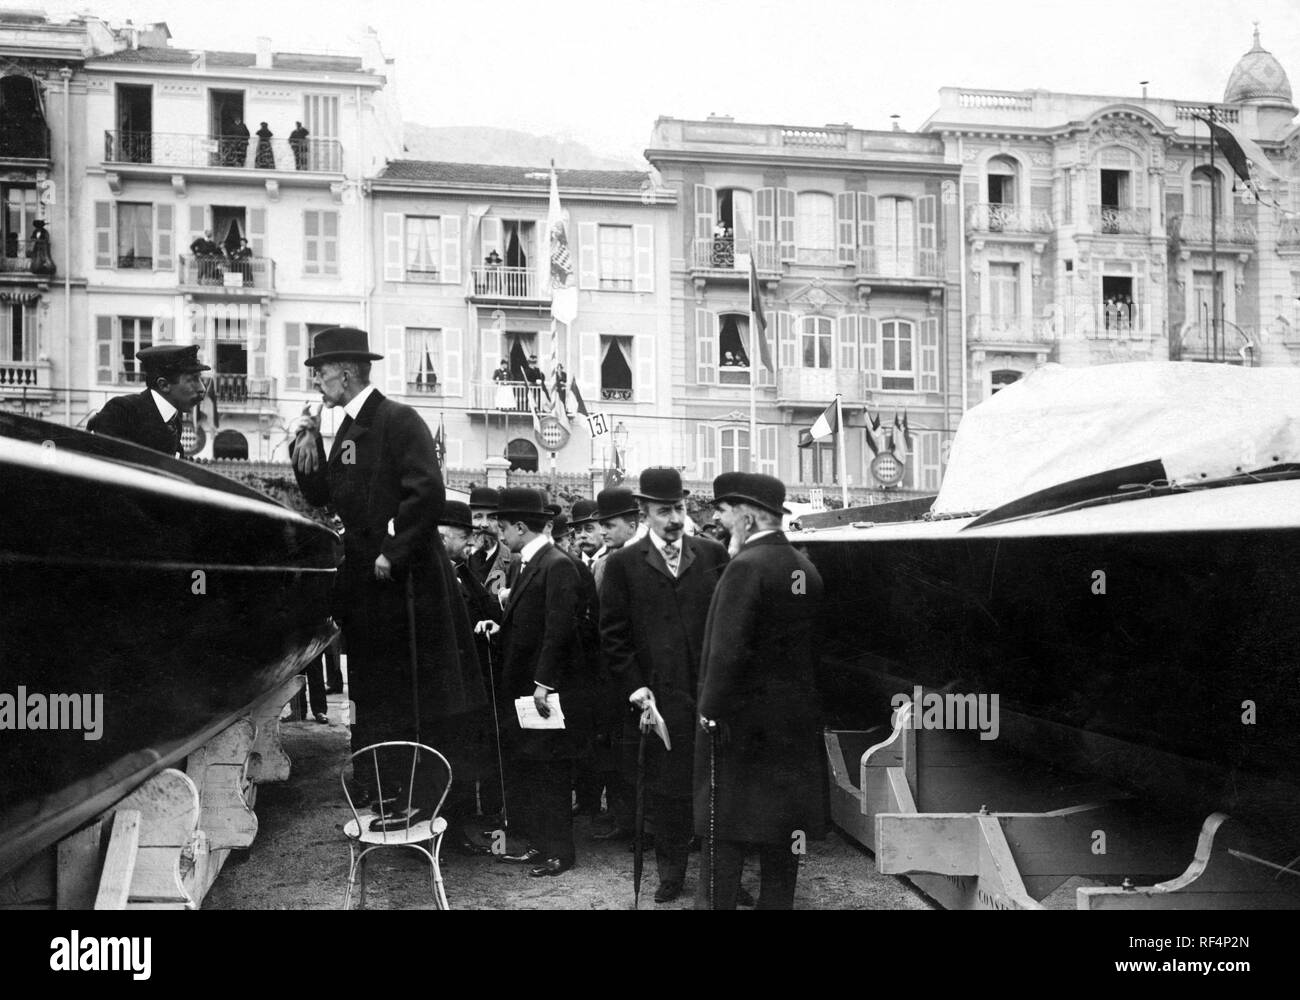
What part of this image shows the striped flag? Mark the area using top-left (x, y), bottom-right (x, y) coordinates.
top-left (433, 413), bottom-right (447, 473)
top-left (799, 398), bottom-right (838, 447)
top-left (864, 410), bottom-right (881, 456)
top-left (547, 165), bottom-right (578, 324)
top-left (749, 254), bottom-right (775, 373)
top-left (568, 379), bottom-right (590, 419)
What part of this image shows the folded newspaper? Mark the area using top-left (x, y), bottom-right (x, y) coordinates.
top-left (515, 693), bottom-right (565, 729)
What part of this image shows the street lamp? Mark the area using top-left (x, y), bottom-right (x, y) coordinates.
top-left (611, 421), bottom-right (629, 480)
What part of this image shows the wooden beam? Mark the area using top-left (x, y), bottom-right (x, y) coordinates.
top-left (93, 811), bottom-right (140, 911)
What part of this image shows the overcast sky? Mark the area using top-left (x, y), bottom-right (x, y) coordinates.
top-left (39, 0), bottom-right (1300, 162)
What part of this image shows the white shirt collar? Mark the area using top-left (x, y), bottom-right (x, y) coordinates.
top-left (744, 529), bottom-right (778, 546)
top-left (519, 534), bottom-right (550, 565)
top-left (150, 389), bottom-right (177, 423)
top-left (648, 529), bottom-right (682, 557)
top-left (343, 384), bottom-right (377, 421)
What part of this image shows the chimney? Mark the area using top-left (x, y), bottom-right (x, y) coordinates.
top-left (256, 36), bottom-right (272, 69)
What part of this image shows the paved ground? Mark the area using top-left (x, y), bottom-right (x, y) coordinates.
top-left (205, 691), bottom-right (934, 911)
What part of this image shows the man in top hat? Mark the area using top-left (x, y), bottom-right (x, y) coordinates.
top-left (694, 472), bottom-right (825, 908)
top-left (600, 468), bottom-right (729, 902)
top-left (88, 345), bottom-right (209, 458)
top-left (290, 327), bottom-right (485, 827)
top-left (492, 487), bottom-right (597, 877)
top-left (467, 486), bottom-right (514, 599)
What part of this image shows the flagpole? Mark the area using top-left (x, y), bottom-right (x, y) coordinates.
top-left (835, 393), bottom-right (848, 509)
top-left (1209, 104), bottom-right (1221, 362)
top-left (748, 259), bottom-right (758, 473)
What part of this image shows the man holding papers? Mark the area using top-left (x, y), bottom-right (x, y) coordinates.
top-left (600, 468), bottom-right (729, 903)
top-left (492, 487), bottom-right (596, 877)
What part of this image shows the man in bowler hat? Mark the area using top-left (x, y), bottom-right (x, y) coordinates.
top-left (467, 486), bottom-right (514, 599)
top-left (600, 468), bottom-right (729, 902)
top-left (290, 327), bottom-right (484, 828)
top-left (492, 488), bottom-right (596, 876)
top-left (695, 472), bottom-right (825, 908)
top-left (88, 344), bottom-right (209, 458)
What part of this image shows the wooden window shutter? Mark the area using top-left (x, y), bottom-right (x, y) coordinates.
top-left (837, 314), bottom-right (859, 371)
top-left (284, 322), bottom-right (304, 391)
top-left (188, 205), bottom-right (207, 245)
top-left (755, 317), bottom-right (774, 387)
top-left (249, 319), bottom-right (267, 379)
top-left (154, 203), bottom-right (174, 271)
top-left (303, 210), bottom-right (319, 275)
top-left (697, 424), bottom-right (717, 481)
top-left (578, 222), bottom-right (599, 290)
top-left (480, 217), bottom-right (502, 261)
top-left (759, 425), bottom-right (778, 477)
top-left (248, 207), bottom-right (266, 257)
top-left (861, 315), bottom-right (879, 388)
top-left (857, 193), bottom-right (875, 264)
top-left (776, 188), bottom-right (796, 262)
top-left (696, 308), bottom-right (716, 385)
top-left (94, 202), bottom-right (113, 268)
top-left (383, 213), bottom-right (404, 282)
top-left (444, 328), bottom-right (463, 396)
top-left (918, 195), bottom-right (936, 274)
top-left (633, 224), bottom-right (654, 293)
top-left (756, 188), bottom-right (775, 247)
top-left (836, 192), bottom-right (857, 263)
top-left (635, 335), bottom-right (655, 402)
top-left (777, 311), bottom-right (796, 369)
top-left (322, 211), bottom-right (339, 275)
top-left (384, 325), bottom-right (405, 394)
top-left (695, 184), bottom-right (716, 241)
top-left (95, 316), bottom-right (114, 383)
top-left (441, 213), bottom-right (461, 285)
top-left (579, 329), bottom-right (600, 390)
top-left (920, 317), bottom-right (940, 392)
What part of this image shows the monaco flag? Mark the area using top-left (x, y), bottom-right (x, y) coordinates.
top-left (547, 166), bottom-right (578, 324)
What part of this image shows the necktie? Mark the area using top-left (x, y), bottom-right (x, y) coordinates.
top-left (663, 541), bottom-right (680, 578)
top-left (169, 414), bottom-right (183, 454)
top-left (329, 414), bottom-right (353, 461)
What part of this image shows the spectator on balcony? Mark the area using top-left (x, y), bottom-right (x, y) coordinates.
top-left (231, 238), bottom-right (254, 285)
top-left (492, 359), bottom-right (511, 383)
top-left (228, 116), bottom-right (250, 167)
top-left (255, 122), bottom-right (275, 169)
top-left (190, 231), bottom-right (222, 285)
top-left (289, 121), bottom-right (309, 170)
top-left (524, 354), bottom-right (544, 387)
top-left (553, 364), bottom-right (568, 407)
top-left (29, 219), bottom-right (54, 276)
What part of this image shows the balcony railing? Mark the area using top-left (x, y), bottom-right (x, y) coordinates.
top-left (104, 131), bottom-right (343, 172)
top-left (470, 265), bottom-right (539, 299)
top-left (857, 247), bottom-right (940, 279)
top-left (1279, 218), bottom-right (1300, 249)
top-left (407, 377), bottom-right (442, 394)
top-left (0, 360), bottom-right (47, 392)
top-left (1, 238), bottom-right (36, 272)
top-left (601, 387), bottom-right (634, 401)
top-left (1168, 215), bottom-right (1256, 245)
top-left (691, 238), bottom-right (779, 271)
top-left (967, 203), bottom-right (1054, 234)
top-left (179, 254), bottom-right (275, 291)
top-left (470, 380), bottom-right (545, 412)
top-left (967, 314), bottom-right (1053, 344)
top-left (775, 367), bottom-right (865, 405)
top-left (0, 123), bottom-right (50, 160)
top-left (1089, 205), bottom-right (1150, 235)
top-left (211, 373), bottom-right (274, 404)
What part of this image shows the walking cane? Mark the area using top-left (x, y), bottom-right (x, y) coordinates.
top-left (708, 722), bottom-right (718, 911)
top-left (405, 574), bottom-right (421, 744)
top-left (483, 635), bottom-right (509, 830)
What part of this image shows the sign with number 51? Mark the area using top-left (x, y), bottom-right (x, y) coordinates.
top-left (586, 413), bottom-right (609, 436)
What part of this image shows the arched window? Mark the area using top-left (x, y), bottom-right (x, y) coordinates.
top-left (880, 319), bottom-right (914, 390)
top-left (213, 429), bottom-right (248, 460)
top-left (1190, 165), bottom-right (1224, 219)
top-left (990, 369), bottom-right (1022, 394)
top-left (800, 316), bottom-right (832, 369)
top-left (796, 192), bottom-right (835, 264)
top-left (506, 437), bottom-right (538, 472)
top-left (986, 155), bottom-right (1019, 206)
top-left (720, 427), bottom-right (750, 473)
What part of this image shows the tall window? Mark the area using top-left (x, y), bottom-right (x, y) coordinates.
top-left (598, 225), bottom-right (633, 290)
top-left (119, 316), bottom-right (153, 382)
top-left (796, 192), bottom-right (834, 264)
top-left (600, 335), bottom-right (633, 399)
top-left (986, 156), bottom-right (1018, 205)
top-left (718, 314), bottom-right (751, 384)
top-left (991, 369), bottom-right (1022, 394)
top-left (2, 184), bottom-right (37, 260)
top-left (876, 197), bottom-right (915, 277)
top-left (406, 327), bottom-right (442, 393)
top-left (880, 319), bottom-right (914, 391)
top-left (989, 263), bottom-right (1020, 324)
top-left (0, 302), bottom-right (34, 363)
top-left (1190, 166), bottom-right (1221, 217)
top-left (302, 94), bottom-right (340, 170)
top-left (799, 440), bottom-right (836, 484)
top-left (303, 210), bottom-right (339, 275)
top-left (116, 203), bottom-right (153, 268)
top-left (720, 427), bottom-right (750, 473)
top-left (801, 316), bottom-right (832, 369)
top-left (405, 216), bottom-right (441, 281)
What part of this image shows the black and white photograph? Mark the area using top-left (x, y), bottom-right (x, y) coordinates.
top-left (0, 0), bottom-right (1295, 975)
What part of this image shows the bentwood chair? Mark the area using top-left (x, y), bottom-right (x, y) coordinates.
top-left (341, 741), bottom-right (452, 910)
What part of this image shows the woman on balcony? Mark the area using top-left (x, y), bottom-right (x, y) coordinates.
top-left (254, 122), bottom-right (275, 169)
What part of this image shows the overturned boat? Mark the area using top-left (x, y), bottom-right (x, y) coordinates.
top-left (0, 412), bottom-right (341, 878)
top-left (796, 363), bottom-right (1300, 836)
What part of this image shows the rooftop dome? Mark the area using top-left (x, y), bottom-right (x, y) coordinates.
top-left (1224, 26), bottom-right (1293, 105)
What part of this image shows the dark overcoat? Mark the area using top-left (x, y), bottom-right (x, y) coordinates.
top-left (498, 541), bottom-right (596, 761)
top-left (87, 389), bottom-right (181, 456)
top-left (292, 389), bottom-right (485, 750)
top-left (693, 531), bottom-right (826, 843)
top-left (600, 533), bottom-right (728, 798)
top-left (468, 541), bottom-right (514, 597)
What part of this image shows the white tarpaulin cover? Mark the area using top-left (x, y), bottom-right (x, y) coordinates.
top-left (934, 362), bottom-right (1300, 515)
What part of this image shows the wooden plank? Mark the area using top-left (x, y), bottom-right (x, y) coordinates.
top-left (876, 813), bottom-right (978, 877)
top-left (115, 769), bottom-right (199, 909)
top-left (93, 811), bottom-right (140, 911)
top-left (247, 676), bottom-right (305, 784)
top-left (56, 821), bottom-right (103, 911)
top-left (188, 718), bottom-right (258, 851)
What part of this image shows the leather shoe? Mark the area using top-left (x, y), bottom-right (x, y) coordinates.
top-left (591, 825), bottom-right (632, 842)
top-left (314, 712), bottom-right (330, 724)
top-left (653, 879), bottom-right (683, 903)
top-left (449, 836), bottom-right (491, 857)
top-left (737, 887), bottom-right (756, 908)
top-left (368, 797), bottom-right (402, 815)
top-left (528, 857), bottom-right (572, 877)
top-left (369, 807), bottom-right (431, 832)
top-left (499, 846), bottom-right (541, 864)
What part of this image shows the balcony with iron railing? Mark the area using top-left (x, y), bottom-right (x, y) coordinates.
top-left (0, 123), bottom-right (50, 163)
top-left (775, 367), bottom-right (866, 407)
top-left (967, 203), bottom-right (1054, 235)
top-left (469, 265), bottom-right (541, 300)
top-left (1088, 205), bottom-right (1151, 235)
top-left (407, 375), bottom-right (442, 395)
top-left (103, 131), bottom-right (343, 173)
top-left (967, 313), bottom-right (1055, 345)
top-left (856, 247), bottom-right (942, 282)
top-left (1276, 217), bottom-right (1300, 251)
top-left (0, 359), bottom-right (50, 396)
top-left (690, 238), bottom-right (779, 274)
top-left (1, 238), bottom-right (42, 274)
top-left (179, 254), bottom-right (275, 293)
top-left (1168, 215), bottom-right (1256, 246)
top-left (469, 380), bottom-right (546, 413)
top-left (210, 373), bottom-right (274, 406)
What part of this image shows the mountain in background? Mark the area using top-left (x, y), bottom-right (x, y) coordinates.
top-left (401, 124), bottom-right (644, 170)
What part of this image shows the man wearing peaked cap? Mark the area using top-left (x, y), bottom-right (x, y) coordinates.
top-left (694, 472), bottom-right (825, 908)
top-left (468, 486), bottom-right (514, 599)
top-left (490, 488), bottom-right (598, 876)
top-left (87, 344), bottom-right (210, 457)
top-left (290, 326), bottom-right (485, 827)
top-left (600, 468), bottom-right (729, 902)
